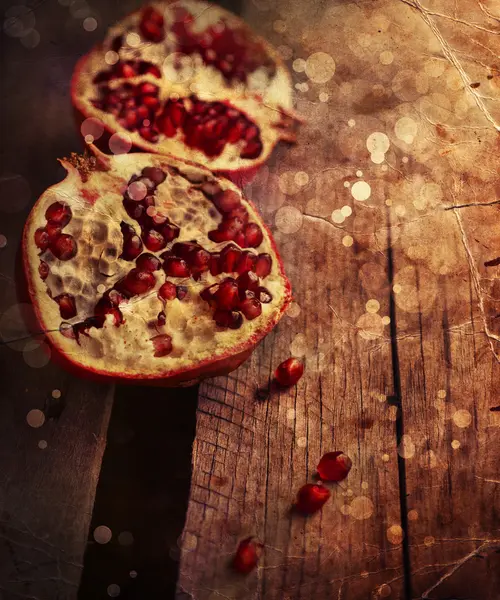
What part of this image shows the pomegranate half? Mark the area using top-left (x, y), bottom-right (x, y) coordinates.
top-left (22, 148), bottom-right (291, 386)
top-left (71, 1), bottom-right (300, 177)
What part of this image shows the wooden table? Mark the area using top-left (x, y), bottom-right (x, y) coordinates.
top-left (0, 0), bottom-right (499, 598)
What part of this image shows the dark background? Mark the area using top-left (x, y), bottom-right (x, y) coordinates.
top-left (0, 1), bottom-right (238, 598)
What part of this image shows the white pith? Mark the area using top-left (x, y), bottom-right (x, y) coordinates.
top-left (71, 0), bottom-right (294, 173)
top-left (23, 152), bottom-right (290, 380)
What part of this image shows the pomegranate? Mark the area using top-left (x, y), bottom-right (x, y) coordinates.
top-left (71, 1), bottom-right (301, 178)
top-left (274, 357), bottom-right (304, 386)
top-left (23, 146), bottom-right (291, 386)
top-left (295, 483), bottom-right (331, 515)
top-left (233, 537), bottom-right (262, 574)
top-left (316, 452), bottom-right (352, 482)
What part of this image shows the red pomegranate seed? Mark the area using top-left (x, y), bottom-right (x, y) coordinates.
top-left (95, 299), bottom-right (123, 325)
top-left (200, 284), bottom-right (218, 306)
top-left (214, 278), bottom-right (239, 310)
top-left (139, 82), bottom-right (158, 96)
top-left (158, 281), bottom-right (177, 301)
top-left (244, 223), bottom-right (263, 248)
top-left (143, 64), bottom-right (162, 78)
top-left (191, 249), bottom-right (211, 271)
top-left (139, 127), bottom-right (159, 142)
top-left (274, 358), bottom-right (304, 387)
top-left (157, 311), bottom-right (166, 326)
top-left (213, 189), bottom-right (241, 213)
top-left (136, 105), bottom-right (149, 121)
top-left (161, 116), bottom-right (177, 137)
top-left (34, 228), bottom-right (49, 251)
top-left (164, 257), bottom-right (190, 278)
top-left (55, 294), bottom-right (77, 319)
top-left (45, 201), bottom-right (71, 227)
top-left (219, 244), bottom-right (241, 273)
top-left (226, 205), bottom-right (249, 223)
top-left (255, 254), bottom-right (272, 277)
top-left (295, 483), bottom-right (330, 515)
top-left (237, 271), bottom-right (259, 293)
top-left (143, 229), bottom-right (166, 252)
top-left (221, 216), bottom-right (245, 238)
top-left (124, 199), bottom-right (145, 221)
top-left (38, 260), bottom-right (49, 280)
top-left (233, 537), bottom-right (262, 574)
top-left (214, 309), bottom-right (243, 329)
top-left (142, 166), bottom-right (167, 184)
top-left (108, 289), bottom-right (126, 306)
top-left (161, 224), bottom-right (180, 243)
top-left (317, 452), bottom-right (352, 482)
top-left (121, 234), bottom-right (143, 260)
top-left (233, 231), bottom-right (246, 247)
top-left (176, 285), bottom-right (188, 300)
top-left (136, 253), bottom-right (161, 272)
top-left (227, 119), bottom-right (247, 143)
top-left (210, 253), bottom-right (221, 275)
top-left (257, 287), bottom-right (272, 303)
top-left (152, 333), bottom-right (172, 357)
top-left (122, 268), bottom-right (156, 296)
top-left (116, 62), bottom-right (136, 78)
top-left (51, 234), bottom-right (77, 260)
top-left (140, 8), bottom-right (164, 43)
top-left (171, 241), bottom-right (197, 258)
top-left (236, 251), bottom-right (257, 274)
top-left (239, 294), bottom-right (262, 320)
top-left (45, 222), bottom-right (62, 241)
top-left (208, 229), bottom-right (233, 243)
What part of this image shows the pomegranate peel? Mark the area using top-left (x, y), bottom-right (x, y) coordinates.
top-left (71, 1), bottom-right (301, 178)
top-left (23, 146), bottom-right (291, 386)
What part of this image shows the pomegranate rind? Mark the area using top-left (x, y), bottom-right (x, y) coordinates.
top-left (22, 150), bottom-right (291, 386)
top-left (71, 0), bottom-right (296, 177)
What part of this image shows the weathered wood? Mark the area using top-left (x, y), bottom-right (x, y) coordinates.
top-left (179, 0), bottom-right (500, 598)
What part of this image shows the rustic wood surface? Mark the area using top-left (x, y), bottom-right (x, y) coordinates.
top-left (178, 1), bottom-right (500, 599)
top-left (1, 0), bottom-right (499, 599)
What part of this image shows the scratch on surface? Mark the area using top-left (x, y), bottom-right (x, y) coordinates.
top-left (444, 199), bottom-right (500, 210)
top-left (475, 475), bottom-right (500, 484)
top-left (452, 207), bottom-right (500, 362)
top-left (400, 0), bottom-right (500, 132)
top-left (421, 542), bottom-right (500, 599)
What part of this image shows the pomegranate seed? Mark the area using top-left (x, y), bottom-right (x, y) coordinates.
top-left (161, 224), bottom-right (180, 242)
top-left (244, 223), bottom-right (263, 248)
top-left (200, 284), bottom-right (218, 306)
top-left (176, 285), bottom-right (188, 300)
top-left (241, 139), bottom-right (263, 160)
top-left (158, 281), bottom-right (177, 301)
top-left (95, 299), bottom-right (123, 325)
top-left (142, 6), bottom-right (164, 26)
top-left (214, 309), bottom-right (243, 329)
top-left (157, 311), bottom-right (166, 326)
top-left (108, 289), bottom-right (126, 306)
top-left (200, 180), bottom-right (222, 197)
top-left (221, 216), bottom-right (245, 237)
top-left (142, 96), bottom-right (160, 111)
top-left (143, 229), bottom-right (166, 252)
top-left (139, 82), bottom-right (158, 96)
top-left (121, 268), bottom-right (156, 296)
top-left (116, 62), bottom-right (136, 78)
top-left (161, 116), bottom-right (177, 137)
top-left (142, 166), bottom-right (167, 184)
top-left (143, 64), bottom-right (162, 78)
top-left (121, 234), bottom-right (143, 260)
top-left (210, 253), bottom-right (221, 275)
top-left (237, 271), bottom-right (259, 293)
top-left (236, 251), bottom-right (257, 274)
top-left (123, 110), bottom-right (138, 129)
top-left (51, 234), bottom-right (77, 261)
top-left (164, 257), bottom-right (190, 278)
top-left (257, 287), bottom-right (272, 303)
top-left (239, 294), bottom-right (262, 320)
top-left (227, 119), bottom-right (247, 143)
top-left (295, 483), bottom-right (330, 515)
top-left (233, 537), bottom-right (262, 574)
top-left (226, 205), bottom-right (249, 223)
top-left (45, 222), bottom-right (62, 240)
top-left (214, 278), bottom-right (239, 310)
top-left (171, 241), bottom-right (197, 259)
top-left (136, 105), bottom-right (149, 121)
top-left (139, 127), bottom-right (159, 143)
top-left (123, 199), bottom-right (145, 221)
top-left (170, 102), bottom-right (186, 127)
top-left (274, 358), bottom-right (304, 387)
top-left (213, 189), bottom-right (241, 213)
top-left (233, 231), bottom-right (246, 247)
top-left (208, 229), bottom-right (233, 243)
top-left (255, 254), bottom-right (272, 277)
top-left (38, 261), bottom-right (49, 280)
top-left (139, 8), bottom-right (164, 43)
top-left (317, 452), bottom-right (352, 482)
top-left (136, 253), bottom-right (161, 272)
top-left (55, 294), bottom-right (77, 319)
top-left (45, 201), bottom-right (71, 227)
top-left (34, 228), bottom-right (49, 251)
top-left (219, 244), bottom-right (241, 273)
top-left (152, 333), bottom-right (173, 357)
top-left (191, 248), bottom-right (211, 270)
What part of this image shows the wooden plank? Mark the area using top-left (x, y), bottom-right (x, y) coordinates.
top-left (382, 1), bottom-right (500, 597)
top-left (178, 5), bottom-right (408, 598)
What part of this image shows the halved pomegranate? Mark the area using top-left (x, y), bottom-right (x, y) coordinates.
top-left (22, 146), bottom-right (291, 386)
top-left (71, 1), bottom-right (300, 178)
